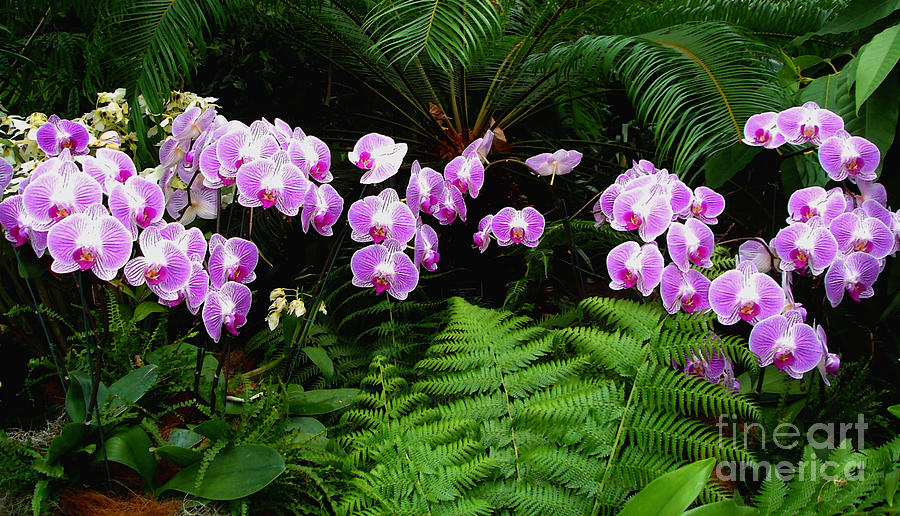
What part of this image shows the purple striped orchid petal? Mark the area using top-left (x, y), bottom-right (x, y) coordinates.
top-left (215, 124), bottom-right (279, 182)
top-left (23, 167), bottom-right (102, 231)
top-left (183, 262), bottom-right (210, 315)
top-left (787, 186), bottom-right (846, 224)
top-left (818, 130), bottom-right (880, 182)
top-left (813, 324), bottom-right (840, 386)
top-left (0, 195), bottom-right (49, 257)
top-left (348, 133), bottom-right (408, 184)
top-left (861, 198), bottom-right (894, 230)
top-left (414, 224), bottom-right (440, 272)
top-left (207, 236), bottom-right (258, 289)
top-left (36, 115), bottom-right (90, 156)
top-left (742, 112), bottom-right (786, 149)
top-left (203, 281), bottom-right (251, 343)
top-left (666, 218), bottom-right (714, 271)
top-left (108, 176), bottom-right (165, 240)
top-left (780, 272), bottom-right (806, 320)
top-left (166, 180), bottom-right (219, 225)
top-left (462, 129), bottom-right (494, 160)
top-left (738, 240), bottom-right (773, 274)
top-left (0, 159), bottom-right (11, 193)
top-left (687, 186), bottom-right (725, 225)
top-left (288, 135), bottom-right (332, 183)
top-left (628, 160), bottom-right (662, 177)
top-left (348, 188), bottom-right (416, 244)
top-left (611, 186), bottom-right (673, 242)
top-left (18, 151), bottom-right (77, 194)
top-left (236, 154), bottom-right (310, 216)
top-left (709, 261), bottom-right (785, 325)
top-left (46, 204), bottom-right (132, 281)
top-left (776, 101), bottom-right (844, 146)
top-left (157, 222), bottom-right (207, 262)
top-left (491, 206), bottom-right (545, 247)
top-left (434, 183), bottom-right (467, 225)
top-left (773, 219), bottom-right (838, 275)
top-left (172, 106), bottom-right (216, 142)
top-left (668, 178), bottom-right (693, 218)
top-left (829, 211), bottom-right (893, 258)
top-left (444, 154), bottom-right (485, 198)
top-left (525, 149), bottom-right (583, 180)
top-left (592, 197), bottom-right (607, 226)
top-left (77, 148), bottom-right (137, 193)
top-left (598, 183), bottom-right (621, 222)
top-left (123, 227), bottom-right (192, 301)
top-left (351, 239), bottom-right (419, 299)
top-left (473, 214), bottom-right (493, 253)
top-left (199, 143), bottom-right (227, 188)
top-left (301, 183), bottom-right (343, 236)
top-left (406, 161), bottom-right (445, 218)
top-left (824, 251), bottom-right (880, 306)
top-left (677, 349), bottom-right (729, 385)
top-left (660, 264), bottom-right (710, 314)
top-left (606, 241), bottom-right (664, 296)
top-left (749, 313), bottom-right (822, 379)
top-left (855, 180), bottom-right (887, 207)
top-left (159, 137), bottom-right (191, 169)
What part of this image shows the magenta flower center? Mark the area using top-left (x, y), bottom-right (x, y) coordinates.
top-left (424, 250), bottom-right (439, 269)
top-left (136, 207), bottom-right (156, 228)
top-left (774, 348), bottom-right (795, 370)
top-left (145, 264), bottom-right (168, 286)
top-left (688, 247), bottom-right (709, 266)
top-left (369, 224), bottom-right (388, 243)
top-left (687, 362), bottom-right (706, 377)
top-left (257, 188), bottom-right (278, 208)
top-left (853, 239), bottom-right (873, 253)
top-left (681, 293), bottom-right (700, 313)
top-left (60, 136), bottom-right (77, 151)
top-left (356, 152), bottom-right (373, 169)
top-left (230, 265), bottom-right (250, 282)
top-left (754, 128), bottom-right (769, 144)
top-left (847, 282), bottom-right (865, 302)
top-left (473, 233), bottom-right (485, 248)
top-left (183, 151), bottom-right (195, 168)
top-left (49, 204), bottom-right (70, 222)
top-left (224, 313), bottom-right (246, 336)
top-left (371, 274), bottom-right (391, 294)
top-left (799, 205), bottom-right (817, 221)
top-left (625, 212), bottom-right (642, 230)
top-left (619, 269), bottom-right (637, 288)
top-left (314, 212), bottom-right (334, 231)
top-left (72, 247), bottom-right (96, 270)
top-left (800, 124), bottom-right (818, 140)
top-left (510, 227), bottom-right (525, 243)
top-left (452, 178), bottom-right (468, 194)
top-left (116, 168), bottom-right (134, 183)
top-left (691, 202), bottom-right (706, 216)
top-left (789, 249), bottom-right (808, 268)
top-left (738, 302), bottom-right (760, 322)
top-left (311, 161), bottom-right (328, 180)
top-left (846, 157), bottom-right (862, 172)
top-left (9, 226), bottom-right (28, 246)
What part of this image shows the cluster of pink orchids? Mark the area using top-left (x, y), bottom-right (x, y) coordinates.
top-left (594, 101), bottom-right (898, 387)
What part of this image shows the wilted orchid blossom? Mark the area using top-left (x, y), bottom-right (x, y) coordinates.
top-left (434, 183), bottom-right (467, 225)
top-left (302, 183), bottom-right (344, 236)
top-left (406, 161), bottom-right (445, 218)
top-left (667, 218), bottom-right (714, 271)
top-left (776, 101), bottom-right (844, 146)
top-left (236, 154), bottom-right (309, 216)
top-left (749, 311), bottom-right (822, 379)
top-left (742, 112), bottom-right (785, 149)
top-left (22, 167), bottom-right (102, 231)
top-left (350, 239), bottom-right (419, 300)
top-left (108, 176), bottom-right (165, 239)
top-left (824, 251), bottom-right (880, 306)
top-left (36, 115), bottom-right (90, 156)
top-left (829, 211), bottom-right (894, 259)
top-left (0, 195), bottom-right (48, 256)
top-left (46, 204), bottom-right (132, 281)
top-left (772, 218), bottom-right (838, 275)
top-left (288, 132), bottom-right (332, 182)
top-left (348, 133), bottom-right (408, 184)
top-left (818, 130), bottom-right (880, 182)
top-left (491, 206), bottom-right (545, 247)
top-left (203, 281), bottom-right (252, 343)
top-left (709, 261), bottom-right (785, 325)
top-left (525, 149), bottom-right (583, 184)
top-left (687, 186), bottom-right (725, 225)
top-left (738, 239), bottom-right (773, 274)
top-left (208, 236), bottom-right (258, 289)
top-left (166, 178), bottom-right (218, 225)
top-left (811, 324), bottom-right (840, 386)
top-left (124, 227), bottom-right (192, 301)
top-left (348, 188), bottom-right (416, 244)
top-left (606, 241), bottom-right (664, 296)
top-left (414, 224), bottom-right (440, 272)
top-left (660, 264), bottom-right (710, 314)
top-left (78, 148), bottom-right (137, 193)
top-left (444, 154), bottom-right (485, 198)
top-left (610, 185), bottom-right (673, 242)
top-left (786, 186), bottom-right (846, 225)
top-left (473, 214), bottom-right (493, 253)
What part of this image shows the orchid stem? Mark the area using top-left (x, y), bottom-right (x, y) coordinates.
top-left (193, 339), bottom-right (206, 403)
top-left (12, 245), bottom-right (65, 393)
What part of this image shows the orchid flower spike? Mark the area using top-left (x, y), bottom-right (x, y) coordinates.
top-left (22, 166), bottom-right (102, 231)
top-left (462, 129), bottom-right (494, 161)
top-left (491, 206), bottom-right (545, 247)
top-left (348, 188), bottom-right (416, 244)
top-left (611, 185), bottom-right (673, 242)
top-left (203, 281), bottom-right (252, 343)
top-left (434, 182), bottom-right (467, 225)
top-left (813, 324), bottom-right (840, 386)
top-left (348, 133), bottom-right (408, 184)
top-left (824, 251), bottom-right (880, 307)
top-left (667, 218), bottom-right (714, 271)
top-left (288, 132), bottom-right (332, 182)
top-left (76, 148), bottom-right (137, 193)
top-left (351, 239), bottom-right (419, 300)
top-left (786, 186), bottom-right (846, 225)
top-left (818, 130), bottom-right (880, 182)
top-left (302, 183), bottom-right (344, 236)
top-left (172, 105), bottom-right (216, 142)
top-left (606, 241), bottom-right (664, 296)
top-left (108, 176), bottom-right (165, 240)
top-left (738, 239), bottom-right (773, 274)
top-left (829, 211), bottom-right (894, 259)
top-left (160, 261), bottom-right (209, 315)
top-left (772, 218), bottom-right (838, 276)
top-left (686, 186), bottom-right (725, 225)
top-left (406, 161), bottom-right (445, 218)
top-left (0, 195), bottom-right (48, 257)
top-left (236, 153), bottom-right (310, 216)
top-left (166, 178), bottom-right (219, 225)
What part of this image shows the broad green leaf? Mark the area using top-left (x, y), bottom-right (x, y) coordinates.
top-left (65, 371), bottom-right (108, 424)
top-left (855, 23), bottom-right (900, 112)
top-left (619, 458), bottom-right (716, 516)
top-left (192, 419), bottom-right (231, 440)
top-left (799, 0), bottom-right (900, 40)
top-left (98, 425), bottom-right (156, 490)
top-left (848, 70), bottom-right (899, 177)
top-left (167, 428), bottom-right (204, 448)
top-left (889, 404), bottom-right (900, 419)
top-left (886, 469), bottom-right (900, 507)
top-left (288, 388), bottom-right (361, 415)
top-left (703, 143), bottom-right (761, 188)
top-left (287, 417), bottom-right (328, 448)
top-left (47, 423), bottom-right (87, 464)
top-left (154, 445), bottom-right (202, 467)
top-left (683, 499), bottom-right (759, 515)
top-left (302, 347), bottom-right (335, 380)
top-left (158, 445), bottom-right (285, 500)
top-left (133, 300), bottom-right (166, 322)
top-left (107, 365), bottom-right (158, 412)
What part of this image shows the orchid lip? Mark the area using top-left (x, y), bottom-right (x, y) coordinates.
top-left (73, 247), bottom-right (96, 270)
top-left (145, 265), bottom-right (169, 286)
